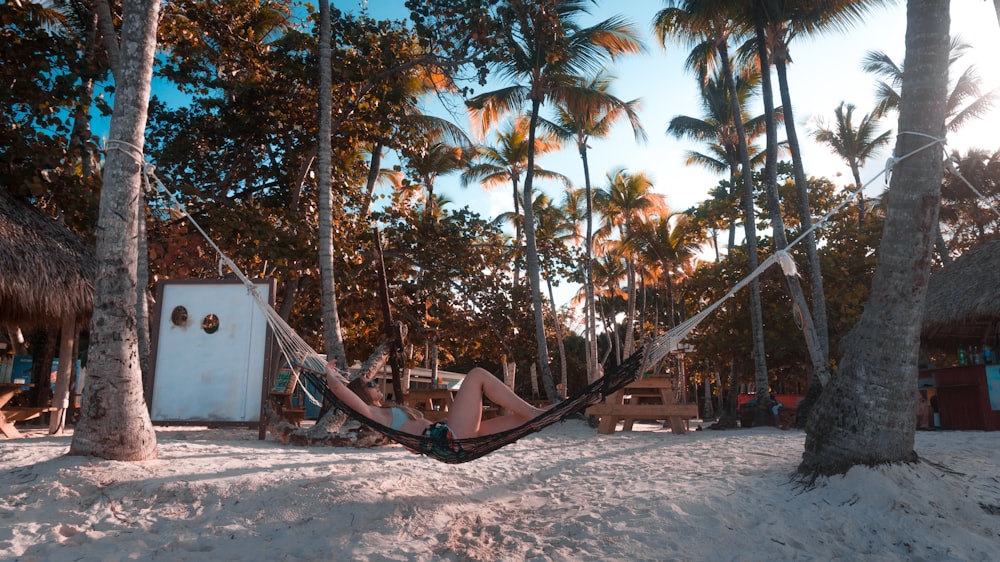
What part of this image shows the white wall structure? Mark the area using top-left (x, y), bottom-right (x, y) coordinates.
top-left (149, 280), bottom-right (273, 423)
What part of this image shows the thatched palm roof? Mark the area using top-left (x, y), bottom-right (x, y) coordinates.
top-left (922, 239), bottom-right (1000, 344)
top-left (0, 192), bottom-right (95, 328)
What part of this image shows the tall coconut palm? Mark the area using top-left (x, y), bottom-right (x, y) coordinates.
top-left (625, 212), bottom-right (699, 335)
top-left (747, 0), bottom-right (832, 406)
top-left (591, 248), bottom-right (628, 365)
top-left (594, 168), bottom-right (666, 357)
top-left (811, 101), bottom-right (893, 224)
top-left (801, 0), bottom-right (950, 476)
top-left (466, 0), bottom-right (642, 401)
top-left (864, 37), bottom-right (998, 131)
top-left (758, 0), bottom-right (884, 367)
top-left (461, 116), bottom-right (569, 282)
top-left (69, 0), bottom-right (159, 462)
top-left (937, 148), bottom-right (1000, 256)
top-left (655, 0), bottom-right (770, 408)
top-left (668, 68), bottom-right (767, 253)
top-left (532, 190), bottom-right (579, 392)
top-left (540, 73), bottom-right (646, 383)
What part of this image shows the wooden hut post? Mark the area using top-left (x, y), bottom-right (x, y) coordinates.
top-left (48, 314), bottom-right (78, 434)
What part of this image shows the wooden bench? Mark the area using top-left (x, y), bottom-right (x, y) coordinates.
top-left (404, 389), bottom-right (455, 421)
top-left (586, 377), bottom-right (698, 435)
top-left (0, 407), bottom-right (53, 439)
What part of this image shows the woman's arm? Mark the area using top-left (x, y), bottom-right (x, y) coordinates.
top-left (324, 361), bottom-right (383, 420)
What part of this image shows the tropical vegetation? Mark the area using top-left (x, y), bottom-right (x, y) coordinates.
top-left (1, 0), bottom-right (993, 476)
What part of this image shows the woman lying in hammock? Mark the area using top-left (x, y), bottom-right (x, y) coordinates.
top-left (325, 361), bottom-right (547, 443)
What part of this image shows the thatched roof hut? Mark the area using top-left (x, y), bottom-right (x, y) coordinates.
top-left (0, 192), bottom-right (95, 329)
top-left (921, 240), bottom-right (1000, 348)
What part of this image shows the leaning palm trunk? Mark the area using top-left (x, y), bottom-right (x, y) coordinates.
top-left (622, 262), bottom-right (637, 357)
top-left (47, 315), bottom-right (76, 435)
top-left (774, 57), bottom-right (830, 362)
top-left (752, 3), bottom-right (830, 395)
top-left (801, 0), bottom-right (949, 476)
top-left (582, 150), bottom-right (600, 383)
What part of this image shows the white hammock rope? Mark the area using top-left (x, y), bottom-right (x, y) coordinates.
top-left (104, 130), bottom-right (951, 399)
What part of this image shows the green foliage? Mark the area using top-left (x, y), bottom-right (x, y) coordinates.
top-left (0, 1), bottom-right (106, 232)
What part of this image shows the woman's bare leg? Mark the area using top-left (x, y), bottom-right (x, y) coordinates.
top-left (447, 367), bottom-right (546, 438)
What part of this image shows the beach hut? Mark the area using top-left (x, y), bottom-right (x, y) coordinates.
top-left (920, 240), bottom-right (1000, 431)
top-left (0, 191), bottom-right (94, 434)
top-left (922, 239), bottom-right (1000, 349)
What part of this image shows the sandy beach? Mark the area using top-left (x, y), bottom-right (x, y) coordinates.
top-left (2, 420), bottom-right (999, 561)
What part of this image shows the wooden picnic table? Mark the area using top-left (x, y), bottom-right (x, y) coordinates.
top-left (585, 376), bottom-right (698, 435)
top-left (404, 388), bottom-right (455, 421)
top-left (403, 388), bottom-right (501, 421)
top-left (1, 383), bottom-right (49, 439)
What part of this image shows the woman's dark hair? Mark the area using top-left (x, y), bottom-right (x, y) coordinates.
top-left (346, 377), bottom-right (379, 405)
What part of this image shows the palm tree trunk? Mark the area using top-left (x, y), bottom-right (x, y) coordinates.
top-left (317, 0), bottom-right (347, 369)
top-left (48, 315), bottom-right (76, 435)
top-left (523, 98), bottom-right (558, 402)
top-left (511, 176), bottom-right (523, 284)
top-left (623, 261), bottom-right (636, 357)
top-left (581, 148), bottom-right (600, 383)
top-left (801, 0), bottom-right (949, 476)
top-left (774, 57), bottom-right (830, 362)
top-left (359, 142), bottom-right (383, 218)
top-left (851, 163), bottom-right (865, 225)
top-left (752, 2), bottom-right (830, 391)
top-left (718, 39), bottom-right (769, 387)
top-left (547, 278), bottom-right (567, 396)
top-left (69, 0), bottom-right (159, 461)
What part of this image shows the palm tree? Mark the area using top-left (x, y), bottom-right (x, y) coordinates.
top-left (465, 0), bottom-right (642, 401)
top-left (811, 102), bottom-right (893, 224)
top-left (406, 139), bottom-right (472, 223)
top-left (532, 190), bottom-right (579, 393)
top-left (801, 0), bottom-right (949, 477)
top-left (594, 168), bottom-right (666, 358)
top-left (938, 148), bottom-right (1000, 257)
top-left (626, 212), bottom-right (699, 334)
top-left (667, 68), bottom-right (766, 253)
top-left (591, 248), bottom-right (628, 365)
top-left (760, 0), bottom-right (884, 367)
top-left (747, 0), bottom-right (834, 408)
top-left (864, 37), bottom-right (999, 132)
top-left (654, 0), bottom-right (770, 411)
top-left (69, 0), bottom-right (159, 462)
top-left (461, 116), bottom-right (568, 282)
top-left (540, 72), bottom-right (646, 384)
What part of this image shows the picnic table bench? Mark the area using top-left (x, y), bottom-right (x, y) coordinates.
top-left (404, 388), bottom-right (455, 421)
top-left (586, 377), bottom-right (698, 435)
top-left (403, 388), bottom-right (500, 421)
top-left (1, 383), bottom-right (52, 439)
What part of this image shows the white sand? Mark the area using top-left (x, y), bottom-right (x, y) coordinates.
top-left (2, 421), bottom-right (998, 561)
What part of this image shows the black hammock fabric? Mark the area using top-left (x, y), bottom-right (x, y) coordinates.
top-left (299, 346), bottom-right (648, 464)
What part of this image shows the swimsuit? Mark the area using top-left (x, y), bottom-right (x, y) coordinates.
top-left (420, 420), bottom-right (465, 459)
top-left (389, 407), bottom-right (410, 430)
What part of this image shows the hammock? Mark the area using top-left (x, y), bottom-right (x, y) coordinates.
top-left (265, 278), bottom-right (707, 462)
top-left (295, 348), bottom-right (645, 463)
